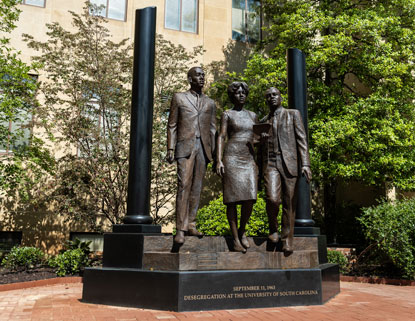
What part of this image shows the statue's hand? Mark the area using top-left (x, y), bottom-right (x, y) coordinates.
top-left (216, 161), bottom-right (225, 177)
top-left (166, 150), bottom-right (174, 164)
top-left (301, 166), bottom-right (312, 183)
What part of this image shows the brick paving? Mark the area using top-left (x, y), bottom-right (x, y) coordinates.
top-left (0, 282), bottom-right (414, 320)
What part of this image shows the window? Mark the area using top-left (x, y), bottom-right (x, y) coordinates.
top-left (0, 112), bottom-right (32, 153)
top-left (165, 0), bottom-right (198, 33)
top-left (232, 0), bottom-right (261, 43)
top-left (0, 75), bottom-right (36, 154)
top-left (70, 232), bottom-right (104, 252)
top-left (0, 231), bottom-right (22, 251)
top-left (22, 0), bottom-right (45, 7)
top-left (77, 96), bottom-right (120, 157)
top-left (90, 0), bottom-right (127, 21)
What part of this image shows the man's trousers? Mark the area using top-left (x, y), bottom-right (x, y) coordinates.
top-left (264, 154), bottom-right (298, 245)
top-left (175, 138), bottom-right (207, 231)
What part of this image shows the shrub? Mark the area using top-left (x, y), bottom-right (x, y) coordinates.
top-left (196, 192), bottom-right (279, 236)
top-left (358, 198), bottom-right (415, 279)
top-left (1, 246), bottom-right (45, 270)
top-left (49, 248), bottom-right (90, 276)
top-left (196, 194), bottom-right (230, 236)
top-left (48, 238), bottom-right (93, 276)
top-left (62, 238), bottom-right (92, 256)
top-left (327, 250), bottom-right (349, 274)
top-left (0, 251), bottom-right (5, 262)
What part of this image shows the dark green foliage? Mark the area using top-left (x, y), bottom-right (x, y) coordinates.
top-left (61, 238), bottom-right (92, 256)
top-left (0, 250), bottom-right (7, 262)
top-left (1, 246), bottom-right (45, 270)
top-left (351, 246), bottom-right (402, 279)
top-left (49, 248), bottom-right (90, 277)
top-left (238, 1), bottom-right (415, 190)
top-left (331, 202), bottom-right (365, 245)
top-left (209, 1), bottom-right (415, 242)
top-left (48, 238), bottom-right (93, 276)
top-left (327, 250), bottom-right (349, 274)
top-left (252, 0), bottom-right (415, 192)
top-left (196, 193), bottom-right (279, 236)
top-left (196, 194), bottom-right (230, 236)
top-left (359, 198), bottom-right (415, 279)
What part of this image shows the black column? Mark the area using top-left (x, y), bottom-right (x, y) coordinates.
top-left (287, 48), bottom-right (315, 227)
top-left (123, 7), bottom-right (156, 225)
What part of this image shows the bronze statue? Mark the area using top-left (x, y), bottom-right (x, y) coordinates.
top-left (260, 87), bottom-right (312, 254)
top-left (167, 67), bottom-right (216, 244)
top-left (216, 82), bottom-right (258, 253)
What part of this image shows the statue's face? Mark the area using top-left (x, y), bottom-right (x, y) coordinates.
top-left (265, 88), bottom-right (282, 108)
top-left (232, 86), bottom-right (247, 105)
top-left (188, 68), bottom-right (205, 89)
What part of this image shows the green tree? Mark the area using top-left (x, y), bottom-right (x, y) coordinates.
top-left (23, 3), bottom-right (204, 229)
top-left (212, 0), bottom-right (415, 242)
top-left (0, 0), bottom-right (33, 155)
top-left (24, 4), bottom-right (133, 231)
top-left (0, 0), bottom-right (53, 204)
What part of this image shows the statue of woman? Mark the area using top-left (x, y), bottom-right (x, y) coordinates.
top-left (216, 82), bottom-right (258, 253)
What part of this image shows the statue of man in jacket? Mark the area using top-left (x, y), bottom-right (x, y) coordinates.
top-left (167, 67), bottom-right (216, 244)
top-left (260, 87), bottom-right (312, 254)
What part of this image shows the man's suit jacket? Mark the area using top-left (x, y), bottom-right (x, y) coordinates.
top-left (167, 90), bottom-right (216, 162)
top-left (260, 108), bottom-right (310, 177)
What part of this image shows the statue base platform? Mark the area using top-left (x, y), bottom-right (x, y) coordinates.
top-left (82, 263), bottom-right (339, 311)
top-left (103, 234), bottom-right (319, 271)
top-left (294, 226), bottom-right (328, 263)
top-left (82, 233), bottom-right (340, 311)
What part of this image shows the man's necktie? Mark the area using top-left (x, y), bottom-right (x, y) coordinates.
top-left (273, 112), bottom-right (280, 153)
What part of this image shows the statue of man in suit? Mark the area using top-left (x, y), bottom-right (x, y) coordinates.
top-left (167, 67), bottom-right (216, 244)
top-left (260, 87), bottom-right (312, 254)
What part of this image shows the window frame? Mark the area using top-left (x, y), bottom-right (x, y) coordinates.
top-left (0, 75), bottom-right (37, 155)
top-left (0, 111), bottom-right (34, 155)
top-left (76, 97), bottom-right (121, 158)
top-left (70, 232), bottom-right (104, 252)
top-left (164, 0), bottom-right (199, 34)
top-left (232, 0), bottom-right (262, 44)
top-left (21, 0), bottom-right (46, 8)
top-left (90, 0), bottom-right (128, 22)
top-left (0, 231), bottom-right (23, 251)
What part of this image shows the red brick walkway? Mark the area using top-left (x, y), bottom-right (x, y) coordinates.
top-left (0, 282), bottom-right (414, 320)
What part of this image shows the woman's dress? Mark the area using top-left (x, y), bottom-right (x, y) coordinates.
top-left (221, 108), bottom-right (258, 204)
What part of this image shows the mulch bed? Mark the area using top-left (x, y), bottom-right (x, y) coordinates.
top-left (0, 266), bottom-right (83, 292)
top-left (0, 266), bottom-right (60, 285)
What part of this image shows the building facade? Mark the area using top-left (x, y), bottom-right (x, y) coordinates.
top-left (10, 0), bottom-right (260, 66)
top-left (1, 0), bottom-right (261, 252)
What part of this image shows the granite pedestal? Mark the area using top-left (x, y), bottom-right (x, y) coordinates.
top-left (82, 227), bottom-right (340, 311)
top-left (82, 263), bottom-right (339, 311)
